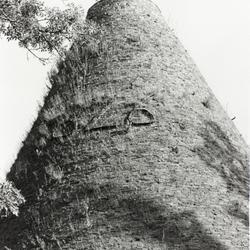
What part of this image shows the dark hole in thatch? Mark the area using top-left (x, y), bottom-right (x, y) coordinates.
top-left (202, 100), bottom-right (210, 109)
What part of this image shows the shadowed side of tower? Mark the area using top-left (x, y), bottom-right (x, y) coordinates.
top-left (0, 0), bottom-right (249, 249)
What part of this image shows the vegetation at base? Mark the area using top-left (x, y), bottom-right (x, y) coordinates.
top-left (0, 181), bottom-right (25, 218)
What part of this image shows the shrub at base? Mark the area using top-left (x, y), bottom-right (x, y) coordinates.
top-left (0, 181), bottom-right (25, 218)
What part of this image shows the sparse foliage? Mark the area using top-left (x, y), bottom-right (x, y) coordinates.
top-left (0, 181), bottom-right (25, 218)
top-left (0, 0), bottom-right (87, 63)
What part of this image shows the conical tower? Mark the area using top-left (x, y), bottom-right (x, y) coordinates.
top-left (0, 0), bottom-right (249, 249)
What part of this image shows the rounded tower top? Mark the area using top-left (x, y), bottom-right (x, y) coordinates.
top-left (87, 0), bottom-right (164, 29)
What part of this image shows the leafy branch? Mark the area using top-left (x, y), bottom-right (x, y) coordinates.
top-left (0, 0), bottom-right (89, 63)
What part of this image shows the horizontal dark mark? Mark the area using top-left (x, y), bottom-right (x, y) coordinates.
top-left (84, 124), bottom-right (118, 133)
top-left (131, 121), bottom-right (154, 127)
top-left (51, 120), bottom-right (154, 139)
top-left (81, 121), bottom-right (154, 135)
top-left (50, 107), bottom-right (155, 139)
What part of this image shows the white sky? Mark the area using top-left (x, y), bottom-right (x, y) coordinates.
top-left (0, 0), bottom-right (249, 181)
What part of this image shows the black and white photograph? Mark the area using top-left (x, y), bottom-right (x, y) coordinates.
top-left (0, 0), bottom-right (249, 249)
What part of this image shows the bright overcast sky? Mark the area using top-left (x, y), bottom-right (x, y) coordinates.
top-left (0, 0), bottom-right (249, 180)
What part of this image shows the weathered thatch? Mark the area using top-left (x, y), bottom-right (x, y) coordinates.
top-left (0, 0), bottom-right (248, 249)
